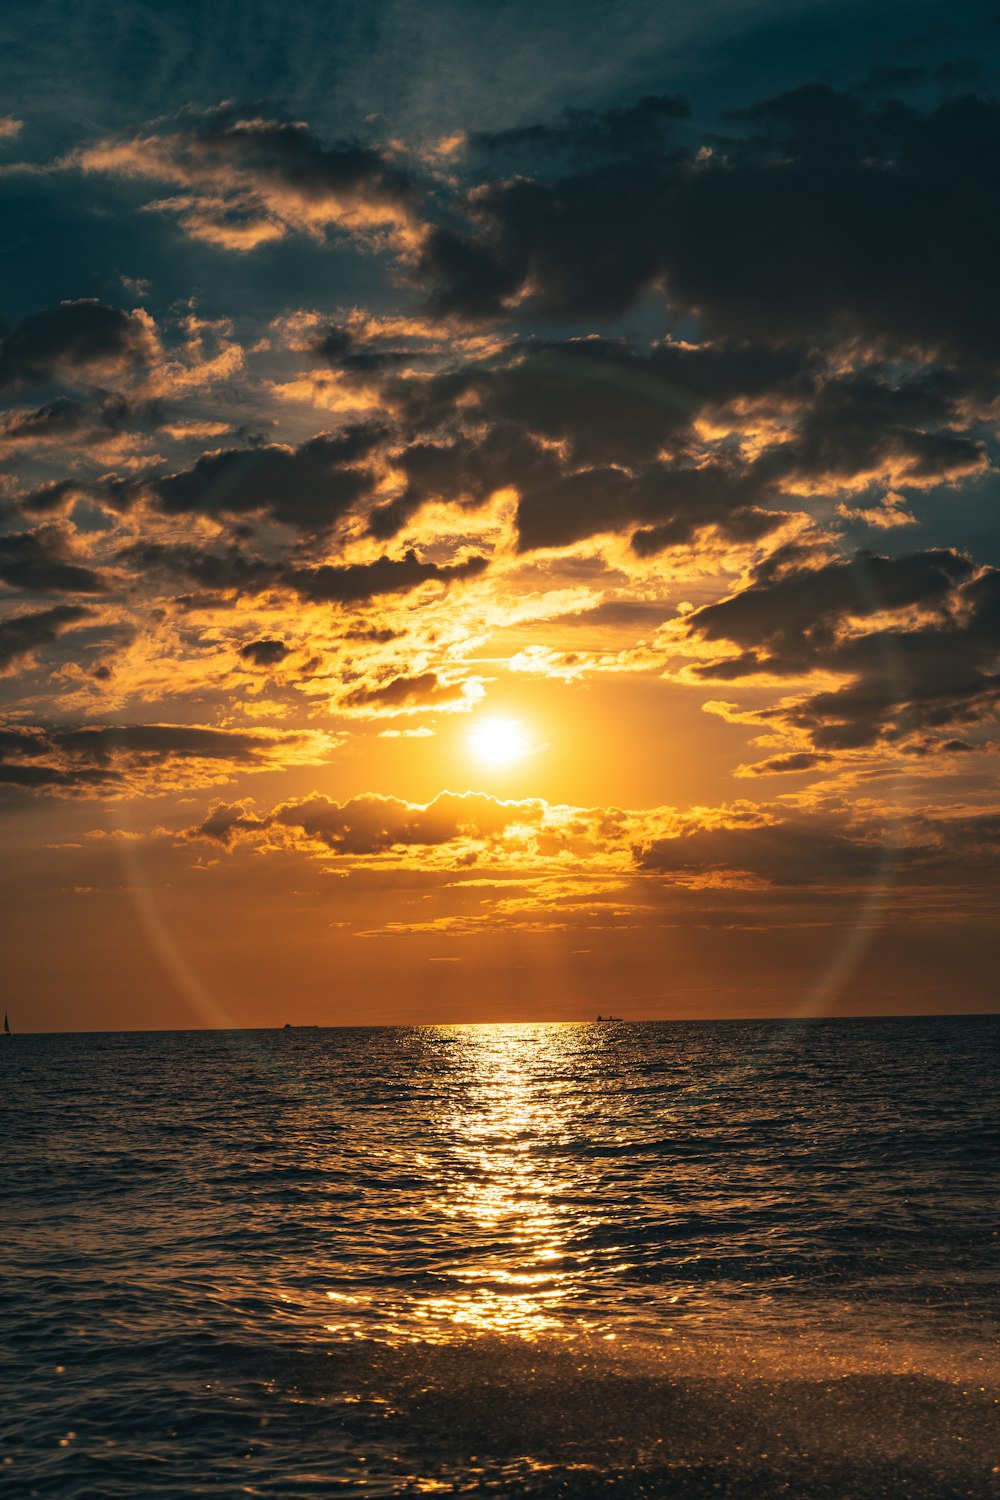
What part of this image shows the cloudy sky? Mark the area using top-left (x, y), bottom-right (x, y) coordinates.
top-left (3, 0), bottom-right (1000, 1029)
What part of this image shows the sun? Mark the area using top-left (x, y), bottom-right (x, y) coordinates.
top-left (467, 716), bottom-right (530, 767)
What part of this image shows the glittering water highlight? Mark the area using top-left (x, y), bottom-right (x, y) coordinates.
top-left (5, 1017), bottom-right (999, 1496)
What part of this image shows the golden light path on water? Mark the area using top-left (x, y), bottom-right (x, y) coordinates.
top-left (319, 1025), bottom-right (628, 1347)
top-left (420, 1028), bottom-right (598, 1341)
top-left (263, 1019), bottom-right (1000, 1387)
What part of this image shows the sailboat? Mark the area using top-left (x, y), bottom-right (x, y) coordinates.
top-left (3, 1011), bottom-right (10, 1037)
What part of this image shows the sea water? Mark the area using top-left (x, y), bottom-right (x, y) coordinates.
top-left (4, 1017), bottom-right (999, 1497)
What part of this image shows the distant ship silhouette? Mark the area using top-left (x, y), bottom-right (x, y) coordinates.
top-left (595, 1013), bottom-right (623, 1022)
top-left (3, 1011), bottom-right (10, 1037)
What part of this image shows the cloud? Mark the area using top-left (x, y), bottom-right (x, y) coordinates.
top-left (414, 87), bottom-right (1000, 371)
top-left (176, 786), bottom-right (1000, 938)
top-left (392, 337), bottom-right (774, 469)
top-left (471, 95), bottom-right (690, 160)
top-left (0, 721), bottom-right (334, 799)
top-left (736, 750), bottom-right (831, 776)
top-left (239, 638), bottom-right (290, 667)
top-left (634, 811), bottom-right (888, 885)
top-left (752, 370), bottom-right (988, 493)
top-left (518, 459), bottom-right (782, 555)
top-left (113, 541), bottom-right (277, 596)
top-left (112, 537), bottom-right (487, 606)
top-left (2, 85), bottom-right (997, 850)
top-left (681, 547), bottom-right (1000, 756)
top-left (0, 393), bottom-right (163, 462)
top-left (10, 480), bottom-right (84, 517)
top-left (0, 301), bottom-right (155, 392)
top-left (368, 426), bottom-right (552, 541)
top-left (637, 802), bottom-right (1000, 890)
top-left (73, 104), bottom-right (421, 252)
top-left (186, 789), bottom-right (752, 877)
top-left (285, 549), bottom-right (489, 604)
top-left (191, 789), bottom-right (553, 854)
top-left (0, 604), bottom-right (93, 673)
top-left (0, 528), bottom-right (108, 595)
top-left (341, 670), bottom-right (462, 710)
top-left (836, 492), bottom-right (917, 531)
top-left (119, 426), bottom-right (383, 532)
top-left (684, 547), bottom-right (974, 660)
top-left (374, 337), bottom-right (814, 550)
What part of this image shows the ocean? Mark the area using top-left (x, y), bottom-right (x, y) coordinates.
top-left (4, 1017), bottom-right (998, 1497)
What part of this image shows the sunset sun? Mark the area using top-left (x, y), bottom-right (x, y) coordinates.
top-left (467, 716), bottom-right (530, 767)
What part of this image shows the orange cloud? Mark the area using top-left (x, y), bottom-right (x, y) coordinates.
top-left (73, 108), bottom-right (424, 253)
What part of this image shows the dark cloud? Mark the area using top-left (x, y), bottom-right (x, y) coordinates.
top-left (0, 760), bottom-right (116, 790)
top-left (858, 67), bottom-right (928, 94)
top-left (0, 720), bottom-right (324, 800)
top-left (0, 301), bottom-right (153, 391)
top-left (519, 459), bottom-right (779, 554)
top-left (338, 330), bottom-right (985, 555)
top-left (740, 751), bottom-right (831, 775)
top-left (395, 332), bottom-right (799, 444)
top-left (752, 370), bottom-right (987, 489)
top-left (178, 106), bottom-right (417, 210)
top-left (0, 603), bottom-right (93, 672)
top-left (416, 88), bottom-right (1000, 369)
top-left (633, 798), bottom-right (1000, 889)
top-left (286, 549), bottom-right (488, 604)
top-left (419, 162), bottom-right (671, 322)
top-left (193, 790), bottom-right (542, 854)
top-left (471, 95), bottom-right (689, 160)
top-left (342, 671), bottom-right (458, 709)
top-left (0, 529), bottom-right (107, 594)
top-left (460, 341), bottom-right (704, 466)
top-left (124, 426), bottom-right (383, 532)
top-left (378, 338), bottom-right (811, 548)
top-left (116, 540), bottom-right (277, 595)
top-left (4, 397), bottom-right (108, 443)
top-left (0, 392), bottom-right (161, 447)
top-left (550, 599), bottom-right (673, 630)
top-left (310, 325), bottom-right (412, 377)
top-left (686, 547), bottom-right (974, 658)
top-left (370, 426), bottom-right (557, 540)
top-left (117, 538), bottom-right (488, 605)
top-left (685, 549), bottom-right (1000, 753)
top-left (513, 465), bottom-right (631, 551)
top-left (11, 480), bottom-right (82, 517)
top-left (342, 625), bottom-right (402, 643)
top-left (934, 59), bottom-right (980, 86)
top-left (76, 104), bottom-right (420, 249)
top-left (46, 723), bottom-right (299, 762)
top-left (635, 812), bottom-right (888, 885)
top-left (240, 638), bottom-right (290, 667)
top-left (632, 503), bottom-right (781, 557)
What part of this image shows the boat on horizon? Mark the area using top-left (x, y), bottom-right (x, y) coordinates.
top-left (595, 1013), bottom-right (623, 1022)
top-left (3, 1011), bottom-right (10, 1037)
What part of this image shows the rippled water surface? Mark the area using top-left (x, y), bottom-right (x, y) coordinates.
top-left (5, 1018), bottom-right (999, 1496)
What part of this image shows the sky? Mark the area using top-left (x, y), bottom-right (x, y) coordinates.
top-left (3, 0), bottom-right (1000, 1030)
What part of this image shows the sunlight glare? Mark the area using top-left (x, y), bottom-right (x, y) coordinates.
top-left (467, 715), bottom-right (530, 767)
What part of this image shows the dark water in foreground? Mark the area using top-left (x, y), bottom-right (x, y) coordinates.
top-left (3, 1018), bottom-right (999, 1497)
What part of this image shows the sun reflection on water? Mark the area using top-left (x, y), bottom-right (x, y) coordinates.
top-left (426, 1026), bottom-right (592, 1339)
top-left (321, 1024), bottom-right (623, 1346)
